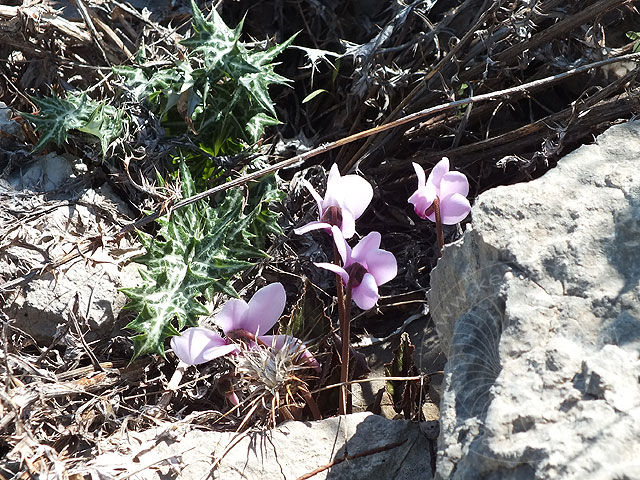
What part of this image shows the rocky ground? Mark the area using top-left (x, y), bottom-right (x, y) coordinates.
top-left (1, 1), bottom-right (639, 479)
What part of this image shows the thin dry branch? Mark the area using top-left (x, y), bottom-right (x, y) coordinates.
top-left (0, 4), bottom-right (91, 43)
top-left (1, 51), bottom-right (638, 293)
top-left (295, 438), bottom-right (408, 480)
top-left (73, 0), bottom-right (111, 64)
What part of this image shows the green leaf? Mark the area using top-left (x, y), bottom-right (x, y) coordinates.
top-left (22, 92), bottom-right (125, 155)
top-left (302, 89), bottom-right (328, 103)
top-left (78, 102), bottom-right (125, 155)
top-left (24, 93), bottom-right (88, 150)
top-left (181, 0), bottom-right (242, 68)
top-left (247, 33), bottom-right (297, 68)
top-left (627, 31), bottom-right (640, 53)
top-left (626, 31), bottom-right (640, 41)
top-left (245, 113), bottom-right (280, 143)
top-left (384, 332), bottom-right (419, 417)
top-left (123, 163), bottom-right (283, 359)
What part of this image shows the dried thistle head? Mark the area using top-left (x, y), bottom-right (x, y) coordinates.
top-left (233, 339), bottom-right (317, 427)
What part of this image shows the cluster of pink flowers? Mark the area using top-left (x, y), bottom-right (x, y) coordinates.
top-left (169, 159), bottom-right (469, 397)
top-left (295, 164), bottom-right (397, 310)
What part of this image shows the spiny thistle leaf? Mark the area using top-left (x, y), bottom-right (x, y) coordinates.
top-left (123, 163), bottom-right (283, 359)
top-left (22, 92), bottom-right (125, 155)
top-left (115, 0), bottom-right (294, 160)
top-left (182, 0), bottom-right (243, 68)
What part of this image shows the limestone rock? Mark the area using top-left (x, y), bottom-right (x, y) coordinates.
top-left (90, 412), bottom-right (432, 479)
top-left (429, 121), bottom-right (640, 479)
top-left (1, 156), bottom-right (142, 343)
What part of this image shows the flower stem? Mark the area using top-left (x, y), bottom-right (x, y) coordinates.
top-left (332, 242), bottom-right (349, 414)
top-left (156, 360), bottom-right (187, 410)
top-left (339, 276), bottom-right (354, 415)
top-left (433, 196), bottom-right (444, 256)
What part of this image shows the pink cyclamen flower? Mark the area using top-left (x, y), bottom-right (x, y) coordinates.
top-left (408, 157), bottom-right (471, 224)
top-left (170, 283), bottom-right (319, 370)
top-left (294, 163), bottom-right (373, 239)
top-left (315, 226), bottom-right (397, 310)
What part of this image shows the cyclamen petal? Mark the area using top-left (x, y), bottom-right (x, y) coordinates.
top-left (170, 327), bottom-right (239, 365)
top-left (244, 283), bottom-right (287, 335)
top-left (412, 162), bottom-right (426, 188)
top-left (331, 225), bottom-right (348, 265)
top-left (333, 174), bottom-right (374, 220)
top-left (439, 171), bottom-right (469, 199)
top-left (351, 231), bottom-right (381, 265)
top-left (362, 248), bottom-right (397, 286)
top-left (215, 299), bottom-right (249, 336)
top-left (440, 193), bottom-right (471, 224)
top-left (314, 261), bottom-right (350, 284)
top-left (321, 163), bottom-right (343, 209)
top-left (351, 273), bottom-right (379, 311)
top-left (339, 209), bottom-right (357, 240)
top-left (293, 221), bottom-right (332, 236)
top-left (408, 186), bottom-right (435, 220)
top-left (428, 157), bottom-right (450, 189)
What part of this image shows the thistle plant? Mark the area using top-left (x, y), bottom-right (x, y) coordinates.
top-left (115, 0), bottom-right (294, 179)
top-left (296, 165), bottom-right (397, 414)
top-left (409, 157), bottom-right (471, 255)
top-left (21, 92), bottom-right (125, 156)
top-left (122, 164), bottom-right (283, 359)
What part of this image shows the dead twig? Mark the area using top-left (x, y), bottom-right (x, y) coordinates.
top-left (295, 438), bottom-right (407, 480)
top-left (73, 0), bottom-right (111, 65)
top-left (1, 51), bottom-right (639, 293)
top-left (69, 292), bottom-right (104, 373)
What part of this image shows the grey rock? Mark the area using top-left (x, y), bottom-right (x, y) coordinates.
top-left (90, 412), bottom-right (432, 479)
top-left (429, 121), bottom-right (640, 479)
top-left (8, 152), bottom-right (75, 192)
top-left (0, 102), bottom-right (23, 140)
top-left (2, 161), bottom-right (142, 343)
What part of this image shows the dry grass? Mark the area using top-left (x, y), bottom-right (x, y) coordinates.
top-left (1, 0), bottom-right (639, 476)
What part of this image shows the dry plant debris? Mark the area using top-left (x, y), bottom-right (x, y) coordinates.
top-left (1, 0), bottom-right (639, 477)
